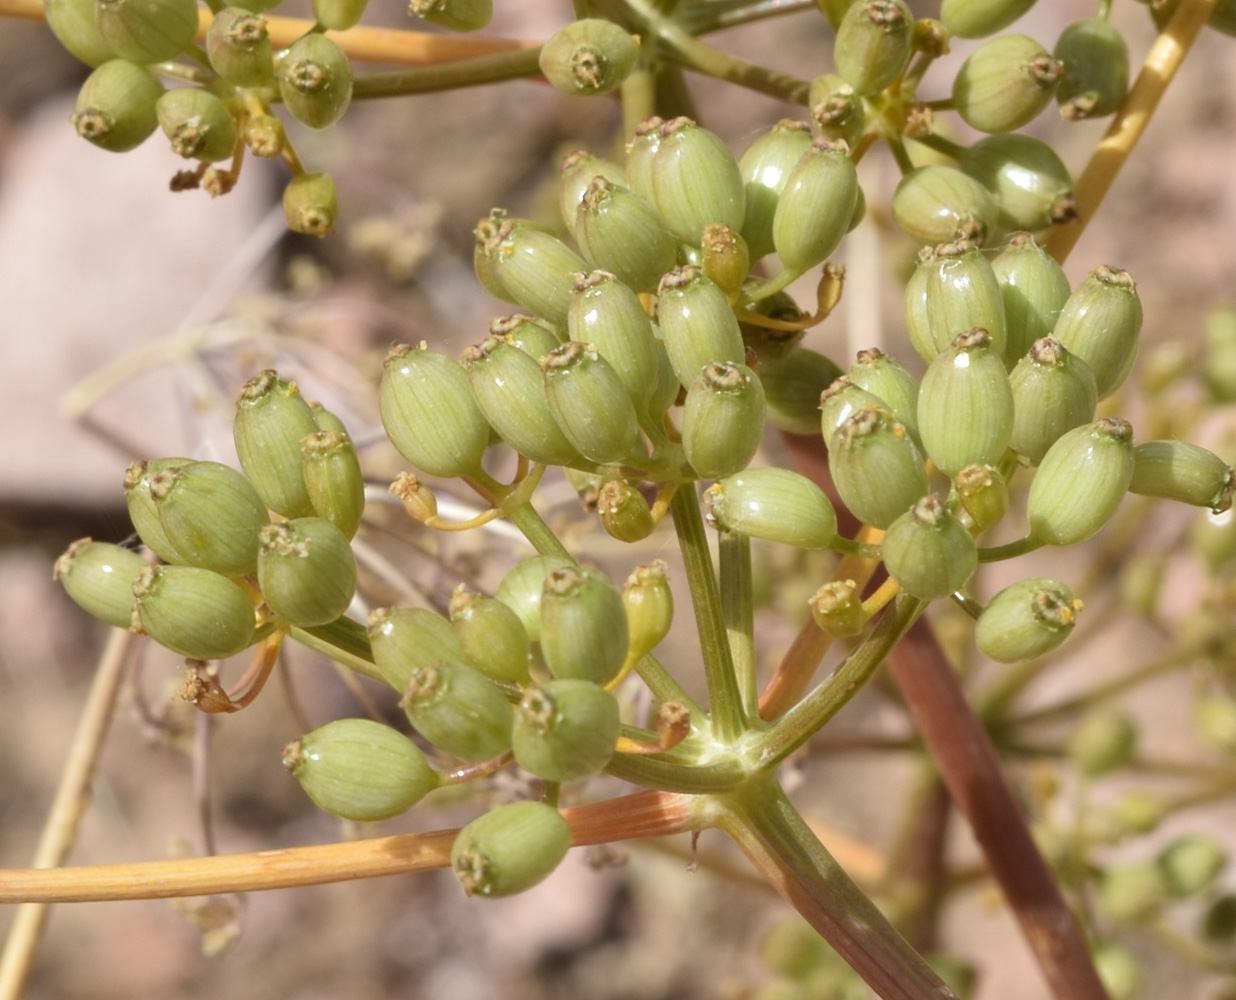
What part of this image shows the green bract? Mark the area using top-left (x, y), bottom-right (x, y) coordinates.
top-left (131, 564), bottom-right (255, 660)
top-left (975, 577), bottom-right (1079, 662)
top-left (257, 518), bottom-right (357, 627)
top-left (451, 801), bottom-right (572, 898)
top-left (539, 18), bottom-right (638, 97)
top-left (55, 539), bottom-right (147, 629)
top-left (512, 679), bottom-right (620, 782)
top-left (704, 467), bottom-right (837, 548)
top-left (401, 659), bottom-right (514, 762)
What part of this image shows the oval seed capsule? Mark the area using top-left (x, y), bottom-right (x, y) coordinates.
top-left (490, 314), bottom-right (560, 360)
top-left (1054, 18), bottom-right (1129, 121)
top-left (882, 496), bottom-right (977, 600)
top-left (44, 0), bottom-right (113, 66)
top-left (682, 361), bottom-right (766, 480)
top-left (975, 577), bottom-right (1079, 662)
top-left (809, 75), bottom-right (865, 149)
top-left (955, 463), bottom-right (1009, 532)
top-left (55, 539), bottom-right (147, 628)
top-left (847, 348), bottom-right (920, 448)
top-left (597, 480), bottom-right (655, 542)
top-left (300, 431), bottom-right (364, 538)
top-left (761, 347), bottom-right (843, 435)
top-left (567, 270), bottom-right (659, 411)
top-left (282, 718), bottom-right (439, 822)
top-left (449, 584), bottom-right (531, 685)
top-left (512, 679), bottom-right (620, 782)
top-left (892, 165), bottom-right (999, 247)
top-left (282, 173), bottom-right (338, 237)
top-left (149, 460), bottom-right (266, 577)
top-left (917, 329), bottom-right (1014, 478)
top-left (923, 239), bottom-right (1008, 361)
top-left (95, 0), bottom-right (197, 63)
top-left (279, 34), bottom-right (352, 129)
top-left (1027, 417), bottom-right (1135, 546)
top-left (833, 0), bottom-right (913, 96)
top-left (772, 139), bottom-right (859, 276)
top-left (940, 0), bottom-right (1036, 39)
top-left (704, 468), bottom-right (837, 548)
top-left (124, 457), bottom-right (193, 562)
top-left (952, 34), bottom-right (1061, 134)
top-left (961, 135), bottom-right (1076, 235)
top-left (131, 564), bottom-right (255, 660)
top-left (540, 566), bottom-right (629, 686)
top-left (257, 518), bottom-right (357, 627)
top-left (451, 801), bottom-right (571, 898)
top-left (991, 232), bottom-right (1071, 363)
top-left (234, 370), bottom-right (319, 518)
top-left (820, 376), bottom-right (888, 442)
top-left (206, 7), bottom-right (272, 85)
top-left (408, 0), bottom-right (492, 31)
top-left (623, 561), bottom-right (673, 660)
top-left (401, 659), bottom-right (514, 762)
top-left (738, 119), bottom-right (814, 262)
top-left (71, 60), bottom-right (163, 152)
top-left (656, 265), bottom-right (745, 388)
top-left (156, 87), bottom-right (236, 163)
top-left (559, 149), bottom-right (627, 236)
top-left (539, 18), bottom-right (638, 97)
top-left (380, 343), bottom-right (490, 478)
top-left (904, 248), bottom-right (938, 363)
top-left (809, 580), bottom-right (868, 637)
top-left (496, 555), bottom-right (574, 642)
top-left (829, 407), bottom-right (929, 529)
top-left (700, 224), bottom-right (750, 298)
top-left (1129, 441), bottom-right (1236, 512)
top-left (1052, 265), bottom-right (1143, 400)
top-left (474, 211), bottom-right (587, 328)
top-left (1009, 337), bottom-right (1099, 464)
top-left (312, 0), bottom-right (366, 31)
top-left (1158, 834), bottom-right (1227, 898)
top-left (624, 116), bottom-right (664, 205)
top-left (541, 342), bottom-right (640, 464)
top-left (575, 178), bottom-right (677, 294)
top-left (651, 117), bottom-right (746, 247)
top-left (367, 606), bottom-right (464, 691)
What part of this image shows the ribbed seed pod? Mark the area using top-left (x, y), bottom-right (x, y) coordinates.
top-left (540, 566), bottom-right (628, 685)
top-left (462, 336), bottom-right (582, 467)
top-left (682, 362), bottom-right (766, 480)
top-left (205, 8), bottom-right (272, 86)
top-left (380, 343), bottom-right (489, 478)
top-left (257, 518), bottom-right (357, 627)
top-left (495, 555), bottom-right (574, 642)
top-left (833, 0), bottom-right (913, 96)
top-left (474, 211), bottom-right (587, 327)
top-left (1069, 708), bottom-right (1137, 777)
top-left (512, 679), bottom-right (620, 782)
top-left (541, 342), bottom-right (640, 464)
top-left (575, 178), bottom-right (677, 294)
top-left (1054, 18), bottom-right (1129, 121)
top-left (1052, 265), bottom-right (1142, 400)
top-left (1158, 834), bottom-right (1227, 898)
top-left (991, 232), bottom-right (1071, 362)
top-left (819, 375), bottom-right (884, 442)
top-left (905, 248), bottom-right (938, 363)
top-left (829, 407), bottom-right (929, 528)
top-left (559, 150), bottom-right (627, 236)
top-left (881, 496), bottom-right (977, 599)
top-left (704, 468), bottom-right (836, 548)
top-left (624, 116), bottom-right (663, 205)
top-left (952, 35), bottom-right (1061, 134)
top-left (772, 139), bottom-right (859, 276)
top-left (131, 564), bottom-right (254, 660)
top-left (761, 347), bottom-right (843, 435)
top-left (701, 224), bottom-right (750, 298)
top-left (44, 0), bottom-right (113, 66)
top-left (738, 119), bottom-right (814, 262)
top-left (71, 60), bottom-right (163, 152)
top-left (650, 117), bottom-right (746, 247)
top-left (451, 801), bottom-right (571, 898)
top-left (975, 577), bottom-right (1079, 662)
top-left (401, 659), bottom-right (514, 762)
top-left (955, 463), bottom-right (1009, 531)
top-left (282, 173), bottom-right (337, 237)
top-left (408, 0), bottom-right (492, 31)
top-left (282, 719), bottom-right (439, 822)
top-left (940, 0), bottom-right (1037, 39)
top-left (917, 329), bottom-right (1013, 477)
top-left (809, 75), bottom-right (865, 149)
top-left (961, 135), bottom-right (1076, 235)
top-left (233, 371), bottom-right (319, 517)
top-left (597, 480), bottom-right (655, 542)
top-left (95, 0), bottom-right (196, 63)
top-left (490, 314), bottom-right (560, 360)
top-left (312, 0), bottom-right (366, 31)
top-left (566, 270), bottom-right (658, 411)
top-left (656, 265), bottom-right (745, 387)
top-left (539, 18), bottom-right (638, 97)
top-left (1009, 337), bottom-right (1097, 464)
top-left (809, 580), bottom-right (867, 637)
top-left (892, 166), bottom-right (999, 247)
top-left (156, 88), bottom-right (236, 163)
top-left (923, 239), bottom-right (1008, 361)
top-left (243, 114), bottom-right (284, 157)
top-left (847, 348), bottom-right (921, 447)
top-left (148, 460), bottom-right (266, 576)
top-left (300, 431), bottom-right (364, 538)
top-left (1027, 417), bottom-right (1135, 545)
top-left (278, 34), bottom-right (352, 129)
top-left (124, 457), bottom-right (192, 562)
top-left (55, 539), bottom-right (147, 628)
top-left (367, 606), bottom-right (463, 691)
top-left (623, 561), bottom-right (673, 660)
top-left (1129, 441), bottom-right (1236, 512)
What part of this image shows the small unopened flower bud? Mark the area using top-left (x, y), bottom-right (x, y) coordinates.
top-left (738, 119), bottom-right (813, 262)
top-left (650, 117), bottom-right (745, 247)
top-left (131, 564), bottom-right (255, 660)
top-left (539, 18), bottom-right (639, 97)
top-left (451, 801), bottom-right (571, 898)
top-left (892, 166), bottom-right (999, 247)
top-left (243, 114), bottom-right (284, 158)
top-left (882, 495), bottom-right (977, 599)
top-left (955, 463), bottom-right (1009, 532)
top-left (1194, 695), bottom-right (1236, 756)
top-left (975, 578), bottom-right (1079, 662)
top-left (704, 468), bottom-right (836, 548)
top-left (809, 75), bottom-right (864, 149)
top-left (408, 0), bottom-right (492, 31)
top-left (540, 566), bottom-right (629, 686)
top-left (206, 8), bottom-right (273, 86)
top-left (952, 35), bottom-right (1061, 134)
top-left (71, 59), bottom-right (163, 152)
top-left (623, 561), bottom-right (673, 661)
top-left (1097, 861), bottom-right (1166, 925)
top-left (402, 659), bottom-right (514, 761)
top-left (278, 34), bottom-right (352, 129)
top-left (234, 369), bottom-right (320, 518)
top-left (701, 224), bottom-right (750, 298)
top-left (55, 539), bottom-right (146, 628)
top-left (597, 480), bottom-right (655, 542)
top-left (1157, 834), bottom-right (1227, 898)
top-left (258, 518), bottom-right (357, 627)
top-left (1092, 941), bottom-right (1145, 1000)
top-left (1027, 417), bottom-right (1134, 545)
top-left (682, 361), bottom-right (766, 480)
top-left (809, 580), bottom-right (868, 637)
top-left (1054, 18), bottom-right (1129, 121)
top-left (449, 584), bottom-right (531, 685)
top-left (512, 679), bottom-right (620, 782)
top-left (95, 0), bottom-right (197, 63)
top-left (833, 0), bottom-right (913, 96)
top-left (390, 472), bottom-right (438, 523)
top-left (283, 173), bottom-right (338, 237)
top-left (367, 605), bottom-right (463, 691)
top-left (1052, 265), bottom-right (1142, 400)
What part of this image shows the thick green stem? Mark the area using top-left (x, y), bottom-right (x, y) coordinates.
top-left (719, 531), bottom-right (758, 719)
top-left (351, 47), bottom-right (543, 99)
top-left (910, 131), bottom-right (964, 161)
top-left (604, 751), bottom-right (745, 792)
top-left (634, 654), bottom-right (705, 719)
top-left (503, 501), bottom-right (574, 561)
top-left (620, 64), bottom-right (657, 140)
top-left (977, 535), bottom-right (1043, 562)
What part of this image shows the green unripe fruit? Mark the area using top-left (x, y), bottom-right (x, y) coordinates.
top-left (451, 801), bottom-right (571, 897)
top-left (490, 314), bottom-right (561, 360)
top-left (380, 343), bottom-right (489, 478)
top-left (738, 119), bottom-right (814, 262)
top-left (257, 518), bottom-right (356, 627)
top-left (772, 139), bottom-right (859, 276)
top-left (541, 341), bottom-right (640, 464)
top-left (539, 18), bottom-right (638, 98)
top-left (830, 407), bottom-right (929, 528)
top-left (682, 361), bottom-right (766, 480)
top-left (1052, 265), bottom-right (1142, 400)
top-left (1069, 708), bottom-right (1137, 777)
top-left (495, 555), bottom-right (574, 642)
top-left (44, 0), bottom-right (113, 66)
top-left (55, 539), bottom-right (147, 628)
top-left (975, 577), bottom-right (1079, 662)
top-left (1116, 789), bottom-right (1165, 835)
top-left (567, 270), bottom-right (659, 411)
top-left (474, 211), bottom-right (587, 327)
top-left (597, 480), bottom-right (655, 543)
top-left (71, 60), bottom-right (163, 152)
top-left (656, 265), bottom-right (745, 388)
top-left (882, 496), bottom-right (977, 599)
top-left (940, 0), bottom-right (1037, 39)
top-left (1028, 417), bottom-right (1134, 545)
top-left (623, 561), bottom-right (673, 660)
top-left (401, 659), bottom-right (514, 762)
top-left (1119, 553), bottom-right (1164, 619)
top-left (206, 7), bottom-right (272, 85)
top-left (1008, 338), bottom-right (1098, 464)
top-left (892, 166), bottom-right (999, 247)
top-left (124, 457), bottom-right (193, 563)
top-left (449, 584), bottom-right (531, 686)
top-left (540, 566), bottom-right (629, 685)
top-left (952, 34), bottom-right (1061, 134)
top-left (1204, 896), bottom-right (1236, 943)
top-left (1158, 833), bottom-right (1227, 898)
top-left (408, 0), bottom-right (491, 31)
top-left (809, 579), bottom-right (867, 637)
top-left (904, 248), bottom-right (937, 364)
top-left (279, 34), bottom-right (352, 129)
top-left (1097, 861), bottom-right (1166, 925)
top-left (991, 233), bottom-right (1071, 362)
top-left (463, 336), bottom-right (582, 467)
top-left (243, 113), bottom-right (284, 157)
top-left (761, 348), bottom-right (843, 435)
top-left (1195, 695), bottom-right (1236, 756)
top-left (367, 606), bottom-right (464, 691)
top-left (575, 178), bottom-right (677, 294)
top-left (234, 370), bottom-right (319, 518)
top-left (282, 719), bottom-right (439, 822)
top-left (923, 239), bottom-right (1008, 362)
top-left (1054, 18), bottom-right (1129, 121)
top-left (1128, 441), bottom-right (1236, 512)
top-left (312, 0), bottom-right (366, 31)
top-left (95, 0), bottom-right (197, 63)
top-left (282, 173), bottom-right (338, 237)
top-left (300, 431), bottom-right (364, 539)
top-left (651, 117), bottom-right (746, 247)
top-left (1091, 941), bottom-right (1145, 1000)
top-left (148, 460), bottom-right (266, 577)
top-left (808, 75), bottom-right (864, 149)
top-left (847, 348), bottom-right (920, 448)
top-left (559, 149), bottom-right (627, 237)
top-left (833, 0), bottom-right (913, 96)
top-left (917, 329), bottom-right (1013, 478)
top-left (624, 116), bottom-right (663, 205)
top-left (512, 679), bottom-right (620, 782)
top-left (759, 916), bottom-right (833, 979)
top-left (156, 87), bottom-right (236, 163)
top-left (131, 564), bottom-right (255, 660)
top-left (955, 462), bottom-right (1009, 532)
top-left (704, 468), bottom-right (837, 548)
top-left (701, 224), bottom-right (750, 299)
top-left (961, 135), bottom-right (1076, 236)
